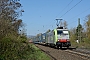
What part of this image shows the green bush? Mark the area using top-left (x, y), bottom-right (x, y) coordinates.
top-left (0, 35), bottom-right (50, 60)
top-left (0, 36), bottom-right (33, 60)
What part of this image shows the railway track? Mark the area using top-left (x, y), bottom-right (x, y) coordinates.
top-left (65, 49), bottom-right (90, 60)
top-left (35, 44), bottom-right (90, 60)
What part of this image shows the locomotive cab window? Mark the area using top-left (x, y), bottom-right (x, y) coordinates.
top-left (57, 30), bottom-right (63, 34)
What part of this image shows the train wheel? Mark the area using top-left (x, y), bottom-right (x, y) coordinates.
top-left (60, 46), bottom-right (62, 49)
top-left (57, 46), bottom-right (60, 49)
top-left (55, 45), bottom-right (57, 49)
top-left (55, 45), bottom-right (59, 49)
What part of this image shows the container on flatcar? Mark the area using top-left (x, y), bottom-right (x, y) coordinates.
top-left (37, 33), bottom-right (43, 43)
top-left (42, 33), bottom-right (46, 43)
top-left (46, 31), bottom-right (55, 46)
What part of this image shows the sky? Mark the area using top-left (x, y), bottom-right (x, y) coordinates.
top-left (20, 0), bottom-right (90, 36)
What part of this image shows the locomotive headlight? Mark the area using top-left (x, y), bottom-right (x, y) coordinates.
top-left (67, 39), bottom-right (69, 42)
top-left (58, 40), bottom-right (59, 41)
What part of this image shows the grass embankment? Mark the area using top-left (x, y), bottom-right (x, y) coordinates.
top-left (71, 40), bottom-right (90, 50)
top-left (28, 43), bottom-right (51, 60)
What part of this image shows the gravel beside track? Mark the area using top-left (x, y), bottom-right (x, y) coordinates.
top-left (35, 44), bottom-right (90, 60)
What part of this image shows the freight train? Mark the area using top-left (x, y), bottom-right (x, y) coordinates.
top-left (33, 27), bottom-right (71, 48)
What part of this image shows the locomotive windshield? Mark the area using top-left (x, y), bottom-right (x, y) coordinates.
top-left (57, 31), bottom-right (63, 34)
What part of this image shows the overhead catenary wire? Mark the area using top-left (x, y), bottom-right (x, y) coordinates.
top-left (54, 0), bottom-right (82, 29)
top-left (68, 7), bottom-right (90, 25)
top-left (48, 0), bottom-right (74, 29)
top-left (42, 0), bottom-right (83, 33)
top-left (46, 0), bottom-right (90, 34)
top-left (60, 0), bottom-right (83, 18)
top-left (56, 0), bottom-right (73, 18)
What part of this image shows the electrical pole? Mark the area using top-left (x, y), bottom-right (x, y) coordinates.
top-left (78, 18), bottom-right (81, 43)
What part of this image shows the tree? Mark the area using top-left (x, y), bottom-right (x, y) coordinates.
top-left (46, 29), bottom-right (51, 33)
top-left (0, 0), bottom-right (24, 39)
top-left (69, 27), bottom-right (77, 41)
top-left (85, 14), bottom-right (90, 39)
top-left (0, 0), bottom-right (30, 60)
top-left (63, 20), bottom-right (68, 29)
